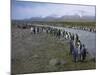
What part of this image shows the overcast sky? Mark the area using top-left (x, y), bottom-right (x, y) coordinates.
top-left (11, 0), bottom-right (96, 20)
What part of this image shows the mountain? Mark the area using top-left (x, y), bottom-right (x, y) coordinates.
top-left (28, 15), bottom-right (95, 22)
top-left (58, 15), bottom-right (95, 22)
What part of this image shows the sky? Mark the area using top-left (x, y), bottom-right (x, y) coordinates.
top-left (11, 0), bottom-right (96, 20)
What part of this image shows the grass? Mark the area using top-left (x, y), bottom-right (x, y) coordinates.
top-left (11, 26), bottom-right (96, 75)
top-left (12, 20), bottom-right (96, 29)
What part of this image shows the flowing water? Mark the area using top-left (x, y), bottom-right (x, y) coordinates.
top-left (55, 26), bottom-right (96, 58)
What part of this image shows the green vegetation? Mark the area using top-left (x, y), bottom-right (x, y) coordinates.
top-left (12, 20), bottom-right (96, 29)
